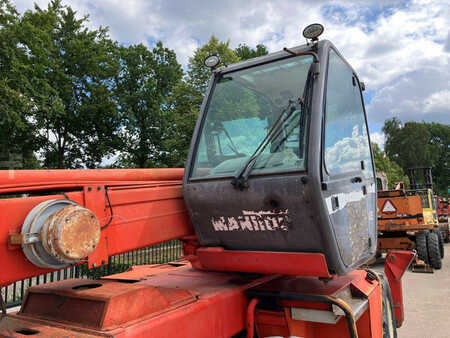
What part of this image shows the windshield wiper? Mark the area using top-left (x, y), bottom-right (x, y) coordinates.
top-left (231, 98), bottom-right (301, 190)
top-left (231, 65), bottom-right (315, 190)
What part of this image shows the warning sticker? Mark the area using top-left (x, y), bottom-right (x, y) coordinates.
top-left (382, 200), bottom-right (397, 213)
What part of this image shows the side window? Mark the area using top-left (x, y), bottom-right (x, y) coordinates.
top-left (324, 50), bottom-right (372, 176)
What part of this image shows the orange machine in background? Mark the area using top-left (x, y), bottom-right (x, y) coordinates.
top-left (377, 181), bottom-right (443, 270)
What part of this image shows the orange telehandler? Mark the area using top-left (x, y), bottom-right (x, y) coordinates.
top-left (0, 24), bottom-right (413, 337)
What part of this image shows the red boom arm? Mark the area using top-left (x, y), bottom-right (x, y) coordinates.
top-left (0, 169), bottom-right (194, 287)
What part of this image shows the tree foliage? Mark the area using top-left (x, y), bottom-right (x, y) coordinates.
top-left (372, 143), bottom-right (408, 188)
top-left (4, 0), bottom-right (122, 168)
top-left (186, 36), bottom-right (240, 95)
top-left (1, 1), bottom-right (274, 171)
top-left (0, 0), bottom-right (39, 168)
top-left (115, 42), bottom-right (182, 168)
top-left (165, 37), bottom-right (241, 166)
top-left (383, 118), bottom-right (449, 196)
top-left (234, 43), bottom-right (268, 60)
top-left (163, 81), bottom-right (201, 167)
top-left (165, 37), bottom-right (270, 166)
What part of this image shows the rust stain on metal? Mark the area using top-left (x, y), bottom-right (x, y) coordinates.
top-left (8, 233), bottom-right (25, 245)
top-left (18, 278), bottom-right (196, 330)
top-left (42, 205), bottom-right (100, 262)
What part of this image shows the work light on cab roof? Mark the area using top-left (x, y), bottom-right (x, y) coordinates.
top-left (204, 54), bottom-right (221, 69)
top-left (302, 23), bottom-right (324, 41)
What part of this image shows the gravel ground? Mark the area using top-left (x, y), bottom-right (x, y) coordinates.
top-left (397, 242), bottom-right (450, 338)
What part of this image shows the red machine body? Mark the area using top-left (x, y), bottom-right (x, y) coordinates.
top-left (0, 169), bottom-right (414, 337)
top-left (436, 195), bottom-right (448, 223)
top-left (0, 169), bottom-right (192, 286)
top-left (436, 195), bottom-right (449, 242)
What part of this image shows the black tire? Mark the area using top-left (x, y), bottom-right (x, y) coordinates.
top-left (427, 231), bottom-right (442, 270)
top-left (379, 272), bottom-right (398, 338)
top-left (441, 227), bottom-right (450, 243)
top-left (432, 229), bottom-right (444, 258)
top-left (415, 230), bottom-right (429, 264)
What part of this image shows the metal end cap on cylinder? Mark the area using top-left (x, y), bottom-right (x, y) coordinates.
top-left (20, 199), bottom-right (101, 269)
top-left (41, 205), bottom-right (100, 263)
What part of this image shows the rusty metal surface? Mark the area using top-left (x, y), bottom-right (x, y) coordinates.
top-left (8, 233), bottom-right (39, 245)
top-left (42, 205), bottom-right (100, 262)
top-left (1, 264), bottom-right (276, 337)
top-left (10, 200), bottom-right (101, 271)
top-left (378, 237), bottom-right (416, 252)
top-left (0, 315), bottom-right (109, 337)
top-left (378, 222), bottom-right (433, 232)
top-left (19, 278), bottom-right (196, 330)
top-left (19, 199), bottom-right (82, 269)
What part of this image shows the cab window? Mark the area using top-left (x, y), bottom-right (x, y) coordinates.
top-left (324, 49), bottom-right (372, 176)
top-left (191, 55), bottom-right (313, 178)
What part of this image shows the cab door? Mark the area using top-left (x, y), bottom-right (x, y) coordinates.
top-left (321, 48), bottom-right (377, 267)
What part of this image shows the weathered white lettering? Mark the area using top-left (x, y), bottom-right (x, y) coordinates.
top-left (211, 210), bottom-right (290, 232)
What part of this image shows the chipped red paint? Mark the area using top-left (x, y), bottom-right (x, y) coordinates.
top-left (1, 263), bottom-right (387, 337)
top-left (191, 247), bottom-right (332, 277)
top-left (384, 250), bottom-right (415, 327)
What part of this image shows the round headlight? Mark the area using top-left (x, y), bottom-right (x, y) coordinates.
top-left (302, 23), bottom-right (324, 40)
top-left (204, 55), bottom-right (221, 68)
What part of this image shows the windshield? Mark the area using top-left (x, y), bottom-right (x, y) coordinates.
top-left (191, 55), bottom-right (313, 179)
top-left (417, 191), bottom-right (430, 208)
top-left (431, 192), bottom-right (437, 210)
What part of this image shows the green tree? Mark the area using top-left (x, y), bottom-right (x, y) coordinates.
top-left (235, 43), bottom-right (268, 60)
top-left (0, 0), bottom-right (40, 168)
top-left (429, 123), bottom-right (450, 196)
top-left (164, 81), bottom-right (201, 167)
top-left (165, 37), bottom-right (241, 167)
top-left (165, 38), bottom-right (271, 167)
top-left (383, 118), bottom-right (449, 195)
top-left (15, 0), bottom-right (121, 168)
top-left (187, 36), bottom-right (240, 95)
top-left (115, 42), bottom-right (182, 168)
top-left (372, 143), bottom-right (408, 188)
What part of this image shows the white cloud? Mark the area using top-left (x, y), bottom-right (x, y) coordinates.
top-left (14, 0), bottom-right (450, 126)
top-left (370, 132), bottom-right (385, 149)
top-left (368, 67), bottom-right (449, 124)
top-left (424, 89), bottom-right (450, 114)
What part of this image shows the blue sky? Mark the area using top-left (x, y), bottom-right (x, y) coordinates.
top-left (15, 0), bottom-right (450, 148)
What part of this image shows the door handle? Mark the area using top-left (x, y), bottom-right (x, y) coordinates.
top-left (351, 177), bottom-right (362, 183)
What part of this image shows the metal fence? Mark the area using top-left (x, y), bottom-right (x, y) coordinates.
top-left (1, 240), bottom-right (182, 309)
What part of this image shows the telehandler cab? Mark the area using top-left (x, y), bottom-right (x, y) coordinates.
top-left (0, 24), bottom-right (413, 338)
